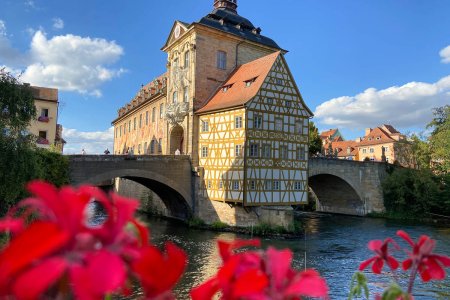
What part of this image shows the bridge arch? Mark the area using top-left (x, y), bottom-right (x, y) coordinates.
top-left (309, 173), bottom-right (365, 215)
top-left (69, 156), bottom-right (194, 220)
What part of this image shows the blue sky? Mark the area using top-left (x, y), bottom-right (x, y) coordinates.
top-left (1, 0), bottom-right (449, 154)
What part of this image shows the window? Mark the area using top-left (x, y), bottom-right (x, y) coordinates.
top-left (173, 91), bottom-right (178, 103)
top-left (128, 120), bottom-right (131, 132)
top-left (119, 125), bottom-right (122, 137)
top-left (217, 50), bottom-right (227, 69)
top-left (150, 140), bottom-right (155, 154)
top-left (139, 114), bottom-right (142, 128)
top-left (133, 117), bottom-right (136, 130)
top-left (160, 103), bottom-right (164, 118)
top-left (173, 58), bottom-right (178, 68)
top-left (295, 121), bottom-right (302, 134)
top-left (184, 51), bottom-right (190, 68)
top-left (254, 115), bottom-right (262, 129)
top-left (144, 142), bottom-right (148, 154)
top-left (276, 78), bottom-right (283, 85)
top-left (297, 145), bottom-right (306, 160)
top-left (264, 180), bottom-right (272, 190)
top-left (201, 146), bottom-right (208, 158)
top-left (280, 146), bottom-right (288, 159)
top-left (222, 84), bottom-right (233, 92)
top-left (250, 180), bottom-right (256, 190)
top-left (115, 127), bottom-right (118, 138)
top-left (235, 116), bottom-right (242, 129)
top-left (249, 143), bottom-right (259, 157)
top-left (362, 148), bottom-right (367, 154)
top-left (275, 118), bottom-right (283, 131)
top-left (285, 100), bottom-right (291, 107)
top-left (138, 144), bottom-right (141, 155)
top-left (207, 180), bottom-right (212, 189)
top-left (40, 108), bottom-right (49, 117)
top-left (267, 98), bottom-right (273, 105)
top-left (244, 77), bottom-right (256, 87)
top-left (262, 144), bottom-right (271, 158)
top-left (183, 87), bottom-right (189, 102)
top-left (152, 107), bottom-right (156, 122)
top-left (273, 181), bottom-right (280, 190)
top-left (158, 138), bottom-right (162, 153)
top-left (201, 120), bottom-right (209, 132)
top-left (294, 181), bottom-right (302, 190)
top-left (38, 131), bottom-right (47, 139)
top-left (232, 180), bottom-right (240, 190)
top-left (235, 144), bottom-right (242, 157)
top-left (370, 148), bottom-right (374, 153)
top-left (219, 181), bottom-right (223, 190)
top-left (146, 111), bottom-right (149, 125)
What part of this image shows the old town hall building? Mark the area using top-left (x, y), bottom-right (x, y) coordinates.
top-left (112, 0), bottom-right (312, 208)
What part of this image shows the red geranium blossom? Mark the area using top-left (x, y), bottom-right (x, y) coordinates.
top-left (0, 181), bottom-right (150, 299)
top-left (191, 239), bottom-right (328, 300)
top-left (397, 230), bottom-right (450, 282)
top-left (359, 238), bottom-right (400, 274)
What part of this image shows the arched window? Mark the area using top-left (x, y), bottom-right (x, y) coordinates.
top-left (184, 51), bottom-right (190, 68)
top-left (173, 91), bottom-right (178, 103)
top-left (183, 87), bottom-right (189, 102)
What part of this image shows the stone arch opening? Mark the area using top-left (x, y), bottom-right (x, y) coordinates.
top-left (170, 125), bottom-right (184, 154)
top-left (80, 170), bottom-right (192, 221)
top-left (309, 174), bottom-right (365, 215)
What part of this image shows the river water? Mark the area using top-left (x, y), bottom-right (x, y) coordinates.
top-left (135, 214), bottom-right (450, 300)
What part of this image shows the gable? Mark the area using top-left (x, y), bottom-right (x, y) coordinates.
top-left (162, 21), bottom-right (189, 50)
top-left (246, 55), bottom-right (313, 117)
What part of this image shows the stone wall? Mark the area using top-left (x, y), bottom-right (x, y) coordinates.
top-left (114, 178), bottom-right (169, 216)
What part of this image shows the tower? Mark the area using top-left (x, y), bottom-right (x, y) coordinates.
top-left (213, 0), bottom-right (238, 13)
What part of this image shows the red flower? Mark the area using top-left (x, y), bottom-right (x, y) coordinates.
top-left (359, 238), bottom-right (399, 274)
top-left (132, 242), bottom-right (187, 299)
top-left (397, 230), bottom-right (450, 282)
top-left (0, 181), bottom-right (149, 299)
top-left (191, 239), bottom-right (328, 300)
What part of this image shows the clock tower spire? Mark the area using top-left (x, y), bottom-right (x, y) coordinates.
top-left (214, 0), bottom-right (238, 13)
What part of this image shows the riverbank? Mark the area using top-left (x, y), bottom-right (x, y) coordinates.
top-left (367, 211), bottom-right (450, 227)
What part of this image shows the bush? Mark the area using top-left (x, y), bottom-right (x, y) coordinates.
top-left (210, 221), bottom-right (229, 230)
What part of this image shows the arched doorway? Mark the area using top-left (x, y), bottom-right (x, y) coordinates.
top-left (170, 125), bottom-right (184, 154)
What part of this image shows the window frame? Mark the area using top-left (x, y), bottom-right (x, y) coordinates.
top-left (217, 50), bottom-right (227, 70)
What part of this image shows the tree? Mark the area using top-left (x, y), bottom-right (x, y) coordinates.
top-left (427, 105), bottom-right (450, 174)
top-left (0, 68), bottom-right (36, 141)
top-left (308, 121), bottom-right (322, 155)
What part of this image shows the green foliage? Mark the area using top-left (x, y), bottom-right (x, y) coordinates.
top-left (427, 105), bottom-right (450, 174)
top-left (0, 69), bottom-right (36, 140)
top-left (188, 217), bottom-right (206, 227)
top-left (348, 272), bottom-right (369, 300)
top-left (308, 121), bottom-right (322, 155)
top-left (379, 284), bottom-right (411, 300)
top-left (210, 221), bottom-right (229, 230)
top-left (35, 148), bottom-right (69, 187)
top-left (382, 168), bottom-right (450, 217)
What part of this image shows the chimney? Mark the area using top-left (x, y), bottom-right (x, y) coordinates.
top-left (214, 0), bottom-right (238, 13)
top-left (365, 128), bottom-right (372, 136)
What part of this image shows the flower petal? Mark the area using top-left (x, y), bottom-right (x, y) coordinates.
top-left (372, 258), bottom-right (384, 274)
top-left (266, 247), bottom-right (293, 290)
top-left (12, 257), bottom-right (67, 300)
top-left (368, 240), bottom-right (383, 251)
top-left (426, 257), bottom-right (446, 280)
top-left (218, 239), bottom-right (260, 262)
top-left (191, 277), bottom-right (219, 300)
top-left (232, 268), bottom-right (268, 298)
top-left (284, 269), bottom-right (328, 298)
top-left (397, 230), bottom-right (414, 247)
top-left (359, 257), bottom-right (376, 271)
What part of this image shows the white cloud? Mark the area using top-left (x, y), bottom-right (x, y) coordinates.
top-left (0, 30), bottom-right (127, 96)
top-left (0, 20), bottom-right (6, 36)
top-left (314, 75), bottom-right (450, 130)
top-left (24, 0), bottom-right (36, 9)
top-left (52, 18), bottom-right (64, 30)
top-left (62, 127), bottom-right (114, 155)
top-left (440, 45), bottom-right (450, 64)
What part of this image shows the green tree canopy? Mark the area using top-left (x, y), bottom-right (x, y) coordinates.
top-left (308, 121), bottom-right (322, 155)
top-left (427, 105), bottom-right (450, 174)
top-left (0, 68), bottom-right (36, 141)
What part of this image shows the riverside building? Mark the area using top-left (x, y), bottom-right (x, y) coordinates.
top-left (112, 0), bottom-right (313, 209)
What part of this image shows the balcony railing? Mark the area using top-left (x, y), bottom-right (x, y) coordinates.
top-left (37, 137), bottom-right (49, 145)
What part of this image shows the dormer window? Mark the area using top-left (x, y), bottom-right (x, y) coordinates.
top-left (244, 77), bottom-right (257, 87)
top-left (222, 84), bottom-right (233, 92)
top-left (376, 137), bottom-right (381, 140)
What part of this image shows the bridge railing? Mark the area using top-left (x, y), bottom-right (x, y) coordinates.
top-left (67, 154), bottom-right (191, 162)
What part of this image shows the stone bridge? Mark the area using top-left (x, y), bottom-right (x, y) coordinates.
top-left (69, 155), bottom-right (387, 219)
top-left (69, 155), bottom-right (194, 220)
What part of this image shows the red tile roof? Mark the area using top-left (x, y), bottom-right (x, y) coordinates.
top-left (358, 126), bottom-right (396, 146)
top-left (196, 51), bottom-right (280, 113)
top-left (320, 128), bottom-right (338, 139)
top-left (325, 140), bottom-right (358, 157)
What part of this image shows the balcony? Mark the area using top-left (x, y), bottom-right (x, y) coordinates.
top-left (38, 116), bottom-right (50, 123)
